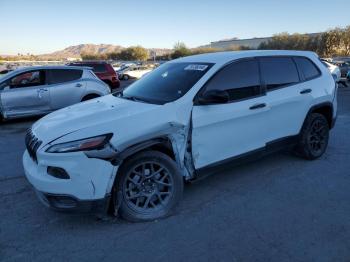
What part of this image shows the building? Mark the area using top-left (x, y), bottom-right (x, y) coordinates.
top-left (206, 33), bottom-right (321, 50)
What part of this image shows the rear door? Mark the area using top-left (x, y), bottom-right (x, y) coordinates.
top-left (0, 70), bottom-right (50, 118)
top-left (47, 69), bottom-right (85, 110)
top-left (260, 56), bottom-right (319, 142)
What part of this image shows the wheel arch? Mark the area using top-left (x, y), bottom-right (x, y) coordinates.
top-left (307, 102), bottom-right (334, 129)
top-left (113, 137), bottom-right (176, 166)
top-left (81, 93), bottom-right (101, 101)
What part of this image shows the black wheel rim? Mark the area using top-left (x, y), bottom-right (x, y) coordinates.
top-left (123, 161), bottom-right (173, 213)
top-left (307, 119), bottom-right (328, 155)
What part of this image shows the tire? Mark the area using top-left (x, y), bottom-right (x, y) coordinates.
top-left (81, 94), bottom-right (100, 102)
top-left (295, 113), bottom-right (329, 160)
top-left (112, 150), bottom-right (184, 222)
top-left (123, 75), bottom-right (129, 81)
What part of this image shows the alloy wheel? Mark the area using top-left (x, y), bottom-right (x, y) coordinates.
top-left (122, 161), bottom-right (173, 213)
top-left (307, 119), bottom-right (328, 155)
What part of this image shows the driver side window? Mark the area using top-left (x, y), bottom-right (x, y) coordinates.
top-left (204, 59), bottom-right (261, 102)
top-left (9, 70), bottom-right (45, 89)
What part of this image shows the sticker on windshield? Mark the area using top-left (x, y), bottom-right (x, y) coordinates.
top-left (184, 64), bottom-right (208, 71)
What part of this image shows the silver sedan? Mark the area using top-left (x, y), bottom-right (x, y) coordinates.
top-left (0, 66), bottom-right (111, 120)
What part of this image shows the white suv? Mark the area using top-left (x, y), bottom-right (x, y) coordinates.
top-left (23, 51), bottom-right (337, 222)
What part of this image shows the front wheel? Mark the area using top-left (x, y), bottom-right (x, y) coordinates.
top-left (295, 113), bottom-right (329, 160)
top-left (123, 74), bottom-right (129, 81)
top-left (113, 151), bottom-right (184, 222)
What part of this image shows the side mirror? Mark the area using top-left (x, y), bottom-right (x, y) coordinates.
top-left (197, 89), bottom-right (229, 105)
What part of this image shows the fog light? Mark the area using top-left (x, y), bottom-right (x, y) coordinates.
top-left (47, 166), bottom-right (70, 179)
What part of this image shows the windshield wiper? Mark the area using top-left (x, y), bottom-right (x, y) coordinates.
top-left (115, 91), bottom-right (151, 104)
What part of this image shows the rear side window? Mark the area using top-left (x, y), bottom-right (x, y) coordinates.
top-left (294, 57), bottom-right (320, 80)
top-left (260, 57), bottom-right (299, 91)
top-left (204, 59), bottom-right (261, 102)
top-left (78, 64), bottom-right (106, 73)
top-left (69, 63), bottom-right (107, 73)
top-left (49, 69), bottom-right (82, 84)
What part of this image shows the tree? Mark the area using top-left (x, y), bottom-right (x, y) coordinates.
top-left (341, 26), bottom-right (350, 56)
top-left (171, 42), bottom-right (191, 59)
top-left (106, 52), bottom-right (120, 60)
top-left (191, 47), bottom-right (220, 55)
top-left (116, 46), bottom-right (148, 61)
top-left (224, 45), bottom-right (251, 51)
top-left (80, 52), bottom-right (104, 60)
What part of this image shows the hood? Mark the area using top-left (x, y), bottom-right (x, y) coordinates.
top-left (32, 94), bottom-right (159, 144)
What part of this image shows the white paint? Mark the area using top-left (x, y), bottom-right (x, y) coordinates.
top-left (22, 50), bottom-right (337, 203)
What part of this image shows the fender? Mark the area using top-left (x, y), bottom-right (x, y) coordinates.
top-left (111, 137), bottom-right (172, 166)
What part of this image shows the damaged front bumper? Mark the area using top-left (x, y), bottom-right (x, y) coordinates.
top-left (23, 150), bottom-right (117, 213)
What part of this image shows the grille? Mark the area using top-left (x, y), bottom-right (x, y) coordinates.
top-left (25, 129), bottom-right (42, 162)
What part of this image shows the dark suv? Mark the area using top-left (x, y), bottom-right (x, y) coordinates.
top-left (67, 61), bottom-right (120, 89)
top-left (333, 61), bottom-right (350, 77)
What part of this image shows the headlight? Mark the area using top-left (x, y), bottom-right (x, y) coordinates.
top-left (46, 134), bottom-right (113, 153)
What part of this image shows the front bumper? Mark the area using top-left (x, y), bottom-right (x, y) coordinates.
top-left (23, 150), bottom-right (117, 213)
top-left (34, 190), bottom-right (110, 213)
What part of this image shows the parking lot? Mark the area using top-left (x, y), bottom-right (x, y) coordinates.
top-left (0, 82), bottom-right (350, 261)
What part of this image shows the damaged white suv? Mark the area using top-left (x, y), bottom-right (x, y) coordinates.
top-left (23, 51), bottom-right (337, 222)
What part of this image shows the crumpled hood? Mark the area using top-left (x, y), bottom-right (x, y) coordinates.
top-left (32, 94), bottom-right (159, 144)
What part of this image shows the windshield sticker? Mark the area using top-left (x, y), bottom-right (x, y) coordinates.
top-left (184, 64), bottom-right (208, 71)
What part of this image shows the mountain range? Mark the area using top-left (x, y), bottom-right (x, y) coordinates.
top-left (37, 44), bottom-right (172, 60)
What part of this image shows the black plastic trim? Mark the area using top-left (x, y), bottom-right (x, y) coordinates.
top-left (195, 135), bottom-right (299, 179)
top-left (35, 190), bottom-right (110, 214)
top-left (111, 137), bottom-right (170, 165)
top-left (304, 102), bottom-right (334, 129)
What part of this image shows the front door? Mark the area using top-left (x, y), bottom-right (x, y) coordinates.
top-left (191, 59), bottom-right (269, 169)
top-left (0, 70), bottom-right (50, 118)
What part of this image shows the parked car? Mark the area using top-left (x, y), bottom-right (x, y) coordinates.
top-left (23, 51), bottom-right (337, 222)
top-left (0, 66), bottom-right (110, 120)
top-left (67, 61), bottom-right (120, 89)
top-left (118, 66), bottom-right (153, 80)
top-left (321, 60), bottom-right (341, 82)
top-left (333, 61), bottom-right (350, 77)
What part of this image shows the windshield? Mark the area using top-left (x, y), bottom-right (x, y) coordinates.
top-left (118, 62), bottom-right (213, 104)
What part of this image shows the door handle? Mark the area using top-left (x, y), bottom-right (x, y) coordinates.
top-left (75, 83), bottom-right (83, 87)
top-left (249, 103), bottom-right (266, 110)
top-left (300, 89), bottom-right (312, 94)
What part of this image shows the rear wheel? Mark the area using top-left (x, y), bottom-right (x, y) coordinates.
top-left (123, 74), bottom-right (129, 81)
top-left (113, 151), bottom-right (183, 222)
top-left (295, 113), bottom-right (329, 160)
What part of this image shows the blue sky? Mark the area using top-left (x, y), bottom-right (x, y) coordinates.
top-left (0, 0), bottom-right (349, 55)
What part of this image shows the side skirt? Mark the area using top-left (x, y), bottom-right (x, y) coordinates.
top-left (192, 135), bottom-right (299, 181)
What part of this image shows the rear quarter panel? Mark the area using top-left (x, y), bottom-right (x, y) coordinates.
top-left (310, 59), bottom-right (337, 119)
top-left (84, 78), bottom-right (111, 98)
